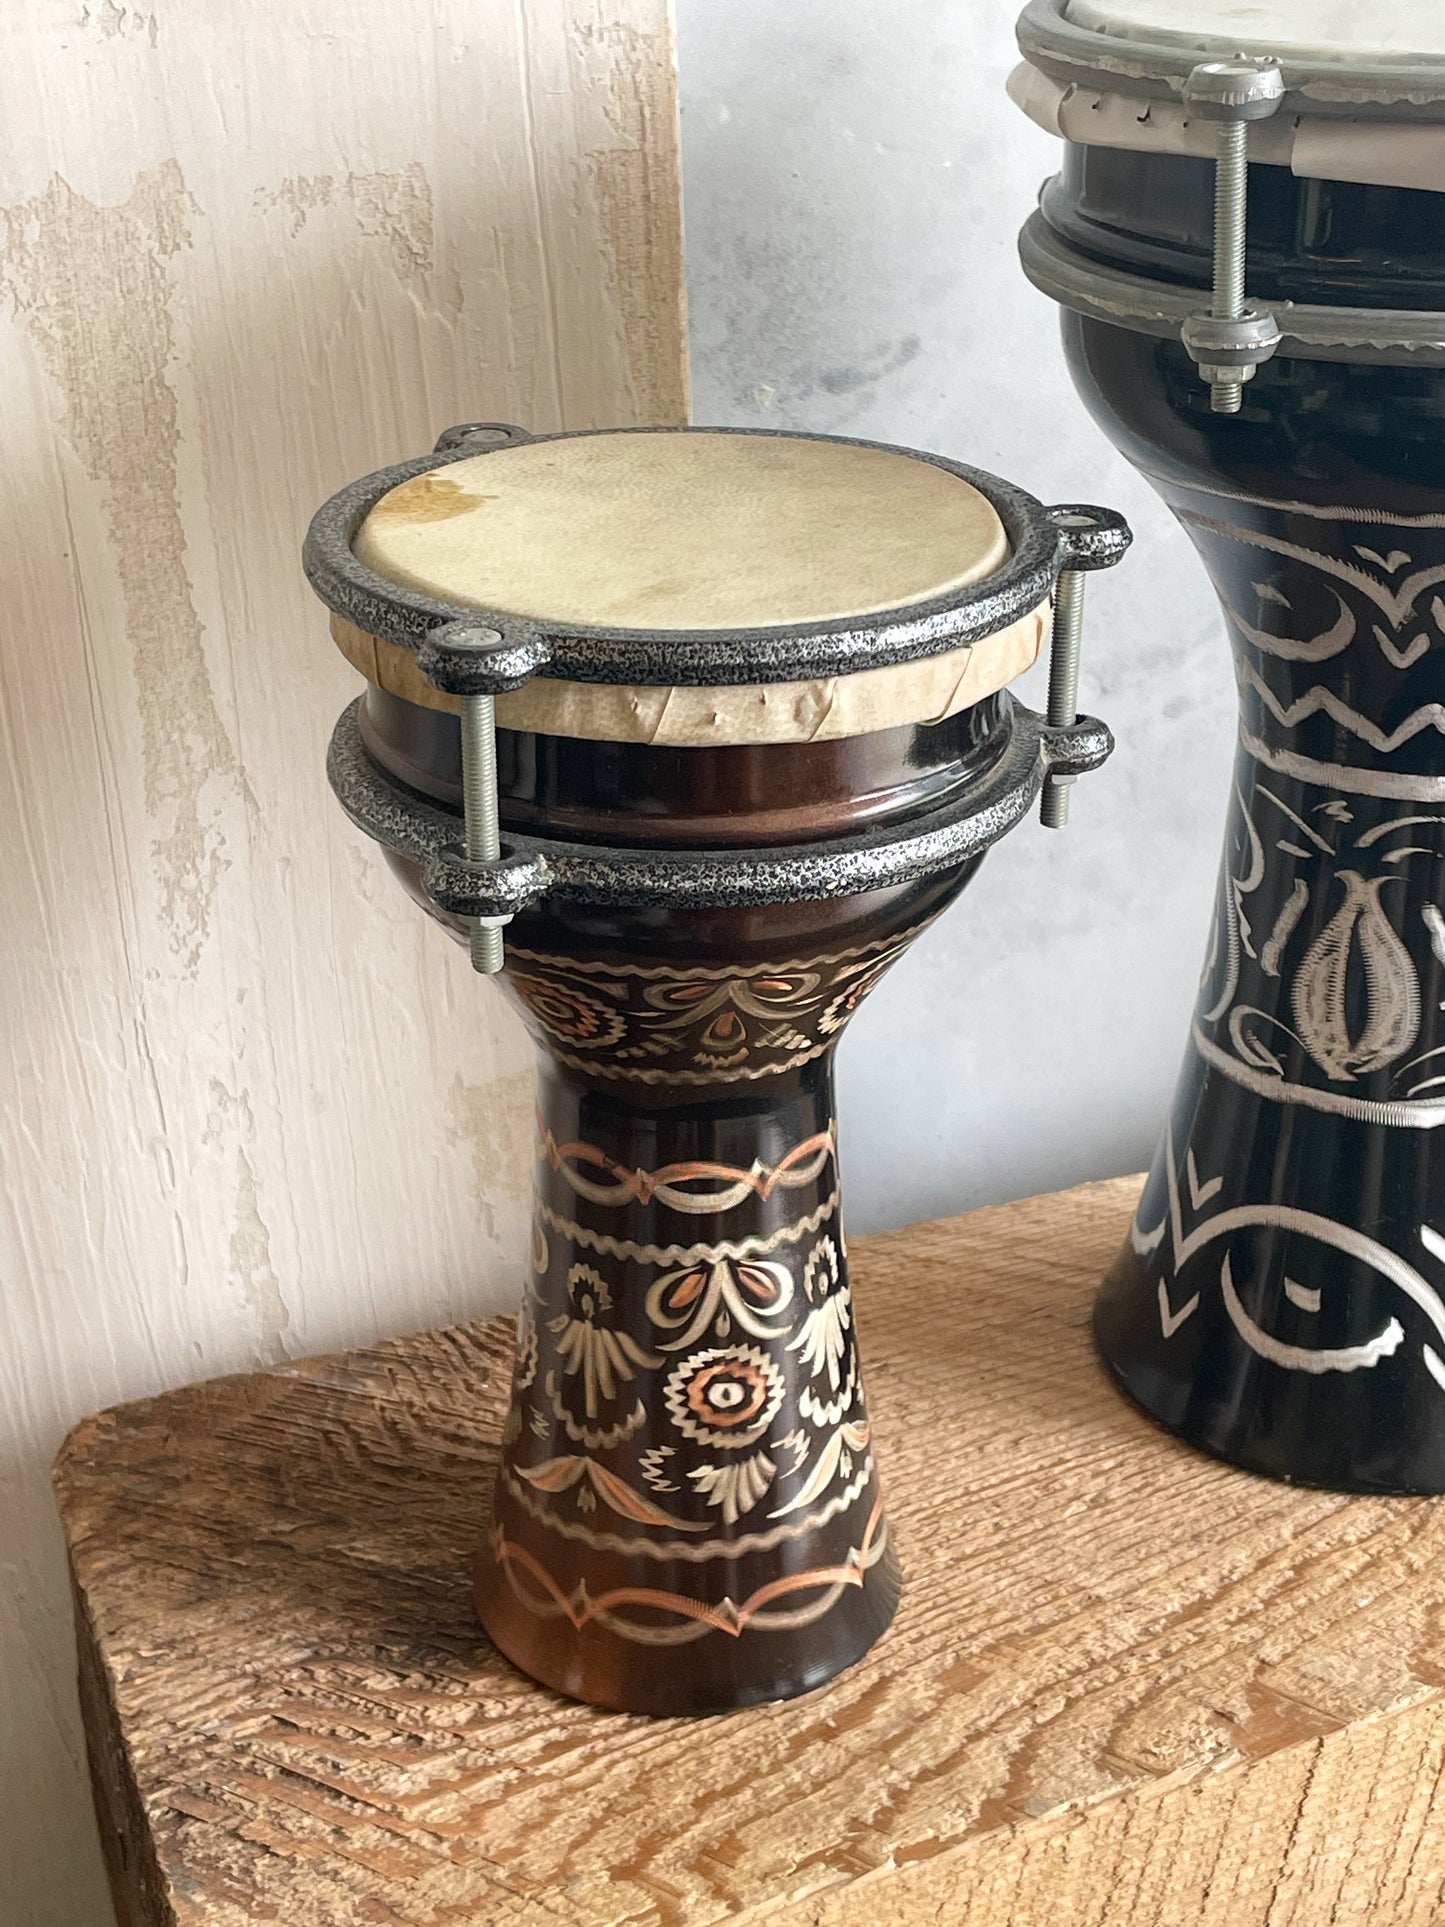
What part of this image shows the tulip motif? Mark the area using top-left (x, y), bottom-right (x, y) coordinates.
top-left (1291, 870), bottom-right (1421, 1081)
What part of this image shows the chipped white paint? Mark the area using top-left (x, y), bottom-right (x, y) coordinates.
top-left (0, 4), bottom-right (684, 1920)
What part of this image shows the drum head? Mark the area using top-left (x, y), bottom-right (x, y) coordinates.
top-left (1064, 0), bottom-right (1445, 63)
top-left (352, 430), bottom-right (1010, 634)
top-left (1016, 0), bottom-right (1445, 202)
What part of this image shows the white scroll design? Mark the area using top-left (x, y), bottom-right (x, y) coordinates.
top-left (1194, 765), bottom-right (1445, 1125)
top-left (1136, 1127), bottom-right (1445, 1387)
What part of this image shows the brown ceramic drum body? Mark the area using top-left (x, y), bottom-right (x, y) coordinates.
top-left (307, 424), bottom-right (1123, 1713)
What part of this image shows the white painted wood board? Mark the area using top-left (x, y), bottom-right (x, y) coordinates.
top-left (0, 5), bottom-right (685, 1920)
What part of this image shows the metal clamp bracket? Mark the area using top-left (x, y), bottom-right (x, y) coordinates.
top-left (1040, 504), bottom-right (1131, 828)
top-left (416, 624), bottom-right (552, 975)
top-left (328, 695), bottom-right (1114, 922)
top-left (420, 845), bottom-right (554, 923)
top-left (1182, 59), bottom-right (1285, 413)
top-left (431, 421), bottom-right (533, 455)
top-left (416, 621), bottom-right (552, 696)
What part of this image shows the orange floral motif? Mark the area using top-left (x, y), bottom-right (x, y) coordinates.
top-left (508, 974), bottom-right (625, 1049)
top-left (502, 928), bottom-right (931, 1084)
top-left (663, 1345), bottom-right (785, 1446)
top-left (638, 972), bottom-right (822, 1070)
top-left (646, 1254), bottom-right (796, 1350)
top-left (515, 1453), bottom-right (706, 1533)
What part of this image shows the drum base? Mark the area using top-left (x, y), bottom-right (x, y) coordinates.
top-left (473, 1536), bottom-right (901, 1717)
top-left (1092, 1256), bottom-right (1360, 1493)
top-left (1093, 1134), bottom-right (1445, 1499)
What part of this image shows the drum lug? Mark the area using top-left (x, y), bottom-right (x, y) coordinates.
top-left (416, 622), bottom-right (552, 696)
top-left (1180, 307), bottom-right (1282, 402)
top-left (1040, 712), bottom-right (1114, 783)
top-left (1040, 506), bottom-right (1131, 827)
top-left (419, 846), bottom-right (553, 924)
top-left (417, 622), bottom-right (554, 974)
top-left (1182, 58), bottom-right (1285, 414)
top-left (432, 421), bottom-right (533, 454)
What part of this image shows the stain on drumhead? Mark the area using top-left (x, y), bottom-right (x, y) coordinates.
top-left (369, 473), bottom-right (497, 526)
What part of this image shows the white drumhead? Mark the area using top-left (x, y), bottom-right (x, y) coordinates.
top-left (352, 431), bottom-right (1009, 633)
top-left (1064, 0), bottom-right (1445, 63)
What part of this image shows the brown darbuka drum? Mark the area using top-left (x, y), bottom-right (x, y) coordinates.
top-left (306, 423), bottom-right (1127, 1713)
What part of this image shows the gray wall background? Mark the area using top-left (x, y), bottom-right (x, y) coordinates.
top-left (676, 0), bottom-right (1236, 1230)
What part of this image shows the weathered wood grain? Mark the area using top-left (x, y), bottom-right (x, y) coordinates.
top-left (0, 6), bottom-right (685, 1920)
top-left (56, 1179), bottom-right (1445, 1925)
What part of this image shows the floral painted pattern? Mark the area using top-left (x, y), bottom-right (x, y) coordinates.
top-left (508, 974), bottom-right (626, 1050)
top-left (788, 1238), bottom-right (850, 1392)
top-left (492, 1125), bottom-right (890, 1650)
top-left (663, 1344), bottom-right (785, 1447)
top-left (646, 1254), bottom-right (796, 1352)
top-left (503, 926), bottom-right (930, 1083)
top-left (548, 1264), bottom-right (659, 1419)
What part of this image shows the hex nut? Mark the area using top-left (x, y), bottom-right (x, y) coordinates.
top-left (1182, 307), bottom-right (1282, 369)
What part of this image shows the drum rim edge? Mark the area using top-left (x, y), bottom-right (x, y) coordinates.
top-left (1019, 206), bottom-right (1445, 363)
top-left (1017, 0), bottom-right (1445, 116)
top-left (325, 694), bottom-right (1114, 915)
top-left (302, 427), bottom-right (1065, 690)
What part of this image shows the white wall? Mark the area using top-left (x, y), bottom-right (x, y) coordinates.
top-left (0, 6), bottom-right (683, 1923)
top-left (676, 0), bottom-right (1235, 1228)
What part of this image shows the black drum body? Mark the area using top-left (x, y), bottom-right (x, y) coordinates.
top-left (1046, 144), bottom-right (1445, 1491)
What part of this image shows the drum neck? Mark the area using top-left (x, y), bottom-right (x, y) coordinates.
top-left (1044, 145), bottom-right (1445, 313)
top-left (358, 685), bottom-right (1012, 850)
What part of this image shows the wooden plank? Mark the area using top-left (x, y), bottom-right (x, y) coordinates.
top-left (55, 1179), bottom-right (1445, 1924)
top-left (0, 5), bottom-right (685, 1920)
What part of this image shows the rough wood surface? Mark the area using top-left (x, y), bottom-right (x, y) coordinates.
top-left (0, 5), bottom-right (684, 1921)
top-left (56, 1178), bottom-right (1445, 1925)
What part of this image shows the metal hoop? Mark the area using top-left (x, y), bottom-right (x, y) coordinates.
top-left (1016, 0), bottom-right (1445, 118)
top-left (1020, 209), bottom-right (1445, 365)
top-left (326, 695), bottom-right (1113, 918)
top-left (303, 426), bottom-right (1084, 690)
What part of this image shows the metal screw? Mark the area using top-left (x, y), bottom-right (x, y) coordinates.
top-left (1208, 118), bottom-right (1248, 411)
top-left (1041, 567), bottom-right (1085, 828)
top-left (451, 628), bottom-right (509, 975)
top-left (1182, 59), bottom-right (1285, 414)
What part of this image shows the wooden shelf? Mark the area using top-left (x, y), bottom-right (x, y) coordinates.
top-left (56, 1177), bottom-right (1445, 1925)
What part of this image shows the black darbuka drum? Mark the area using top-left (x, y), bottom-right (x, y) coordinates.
top-left (305, 423), bottom-right (1126, 1712)
top-left (1014, 0), bottom-right (1445, 1490)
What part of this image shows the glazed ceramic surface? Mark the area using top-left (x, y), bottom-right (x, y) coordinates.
top-left (378, 691), bottom-right (985, 1710)
top-left (311, 424), bottom-right (1120, 1709)
top-left (1044, 143), bottom-right (1445, 1491)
